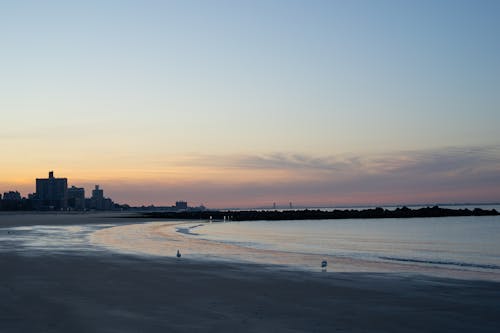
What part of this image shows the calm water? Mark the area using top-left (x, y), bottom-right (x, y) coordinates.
top-left (2, 209), bottom-right (499, 278)
top-left (194, 215), bottom-right (500, 272)
top-left (0, 224), bottom-right (114, 254)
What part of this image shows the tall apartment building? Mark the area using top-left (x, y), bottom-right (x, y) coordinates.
top-left (87, 185), bottom-right (113, 210)
top-left (35, 171), bottom-right (68, 210)
top-left (90, 185), bottom-right (104, 210)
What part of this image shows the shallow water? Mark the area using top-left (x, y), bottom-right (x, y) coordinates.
top-left (0, 224), bottom-right (114, 254)
top-left (194, 216), bottom-right (500, 273)
top-left (84, 216), bottom-right (500, 281)
top-left (2, 213), bottom-right (500, 280)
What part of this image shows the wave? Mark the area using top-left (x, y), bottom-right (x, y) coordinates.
top-left (378, 256), bottom-right (500, 270)
top-left (176, 224), bottom-right (204, 236)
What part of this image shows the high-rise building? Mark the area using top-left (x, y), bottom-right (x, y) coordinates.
top-left (67, 186), bottom-right (85, 210)
top-left (91, 185), bottom-right (104, 209)
top-left (35, 171), bottom-right (68, 210)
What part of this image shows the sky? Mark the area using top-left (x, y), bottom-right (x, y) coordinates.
top-left (1, 0), bottom-right (499, 208)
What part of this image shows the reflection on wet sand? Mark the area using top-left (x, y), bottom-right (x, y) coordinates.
top-left (91, 222), bottom-right (342, 269)
top-left (90, 221), bottom-right (500, 281)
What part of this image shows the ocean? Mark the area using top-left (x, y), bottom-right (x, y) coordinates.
top-left (192, 215), bottom-right (500, 273)
top-left (1, 208), bottom-right (499, 280)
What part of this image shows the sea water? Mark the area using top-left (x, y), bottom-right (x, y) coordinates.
top-left (193, 215), bottom-right (500, 273)
top-left (2, 210), bottom-right (499, 279)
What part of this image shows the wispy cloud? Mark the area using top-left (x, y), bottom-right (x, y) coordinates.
top-left (172, 152), bottom-right (362, 172)
top-left (5, 145), bottom-right (499, 207)
top-left (106, 145), bottom-right (500, 207)
top-left (173, 145), bottom-right (500, 176)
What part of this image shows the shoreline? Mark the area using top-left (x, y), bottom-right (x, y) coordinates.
top-left (1, 213), bottom-right (500, 332)
top-left (2, 212), bottom-right (499, 282)
top-left (138, 205), bottom-right (500, 221)
top-left (91, 220), bottom-right (500, 282)
top-left (3, 204), bottom-right (498, 223)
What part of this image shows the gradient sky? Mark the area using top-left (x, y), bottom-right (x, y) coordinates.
top-left (1, 0), bottom-right (499, 208)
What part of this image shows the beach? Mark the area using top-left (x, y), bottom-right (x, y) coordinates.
top-left (1, 213), bottom-right (500, 332)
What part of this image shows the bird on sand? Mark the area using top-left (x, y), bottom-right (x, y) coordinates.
top-left (177, 249), bottom-right (181, 258)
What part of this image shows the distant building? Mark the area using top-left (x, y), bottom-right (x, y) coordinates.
top-left (1, 191), bottom-right (24, 210)
top-left (88, 185), bottom-right (114, 210)
top-left (175, 201), bottom-right (188, 210)
top-left (103, 198), bottom-right (114, 210)
top-left (67, 186), bottom-right (85, 210)
top-left (90, 185), bottom-right (104, 210)
top-left (35, 171), bottom-right (68, 210)
top-left (3, 191), bottom-right (21, 201)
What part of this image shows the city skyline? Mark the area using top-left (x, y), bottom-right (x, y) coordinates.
top-left (0, 171), bottom-right (117, 211)
top-left (0, 170), bottom-right (207, 210)
top-left (1, 1), bottom-right (499, 208)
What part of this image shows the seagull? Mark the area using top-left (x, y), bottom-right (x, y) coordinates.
top-left (177, 249), bottom-right (181, 258)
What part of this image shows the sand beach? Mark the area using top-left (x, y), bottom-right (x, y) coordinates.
top-left (1, 213), bottom-right (499, 332)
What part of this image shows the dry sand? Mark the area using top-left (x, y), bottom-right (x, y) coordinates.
top-left (1, 213), bottom-right (499, 332)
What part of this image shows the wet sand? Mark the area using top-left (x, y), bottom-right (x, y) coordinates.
top-left (1, 213), bottom-right (500, 332)
top-left (91, 220), bottom-right (500, 281)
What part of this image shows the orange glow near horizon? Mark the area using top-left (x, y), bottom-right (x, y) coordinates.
top-left (1, 146), bottom-right (500, 208)
top-left (2, 160), bottom-right (499, 208)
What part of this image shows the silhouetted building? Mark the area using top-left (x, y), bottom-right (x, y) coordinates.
top-left (88, 185), bottom-right (114, 210)
top-left (35, 171), bottom-right (68, 210)
top-left (1, 191), bottom-right (24, 210)
top-left (3, 191), bottom-right (21, 201)
top-left (103, 198), bottom-right (114, 210)
top-left (175, 201), bottom-right (188, 210)
top-left (90, 185), bottom-right (104, 210)
top-left (67, 186), bottom-right (85, 210)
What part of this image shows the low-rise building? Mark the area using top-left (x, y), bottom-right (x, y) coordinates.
top-left (3, 191), bottom-right (21, 201)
